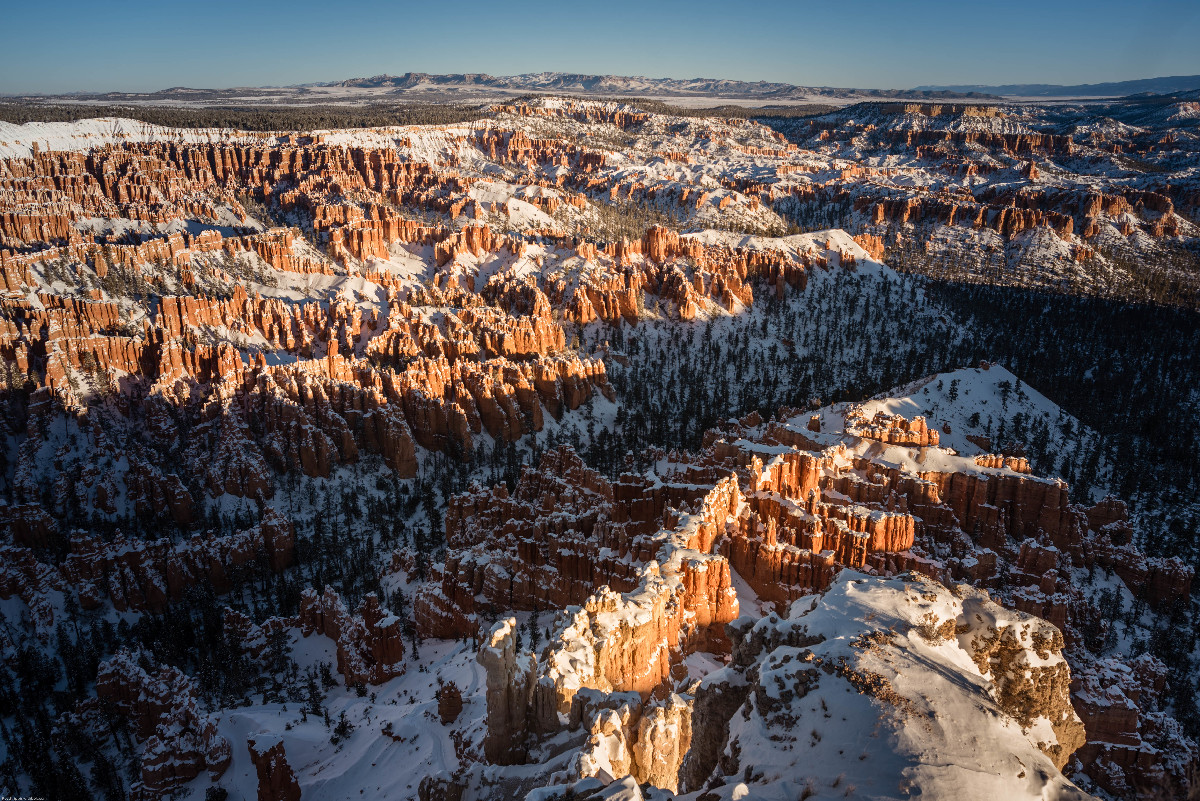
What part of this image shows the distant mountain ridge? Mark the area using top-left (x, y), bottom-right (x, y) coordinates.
top-left (9, 72), bottom-right (1198, 105)
top-left (317, 71), bottom-right (995, 99)
top-left (914, 74), bottom-right (1200, 97)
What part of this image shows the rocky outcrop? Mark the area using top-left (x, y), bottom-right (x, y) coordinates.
top-left (96, 650), bottom-right (231, 798)
top-left (974, 453), bottom-right (1032, 473)
top-left (247, 734), bottom-right (302, 801)
top-left (478, 618), bottom-right (536, 764)
top-left (550, 226), bottom-right (814, 324)
top-left (457, 446), bottom-right (744, 788)
top-left (3, 99), bottom-right (1195, 801)
top-left (0, 544), bottom-right (65, 634)
top-left (417, 447), bottom-right (636, 637)
top-left (781, 103), bottom-right (1200, 300)
top-left (2, 275), bottom-right (613, 502)
top-left (958, 591), bottom-right (1087, 770)
top-left (0, 510), bottom-right (294, 623)
top-left (712, 443), bottom-right (923, 604)
top-left (298, 587), bottom-right (405, 686)
top-left (852, 232), bottom-right (885, 260)
top-left (573, 693), bottom-right (692, 792)
top-left (2, 133), bottom-right (630, 535)
top-left (446, 377), bottom-right (1188, 797)
top-left (422, 445), bottom-right (740, 648)
top-left (1068, 655), bottom-right (1190, 797)
top-left (436, 681), bottom-right (463, 725)
top-left (674, 573), bottom-right (1092, 799)
top-left (844, 405), bottom-right (940, 447)
top-left (60, 510), bottom-right (295, 612)
top-left (495, 100), bottom-right (650, 131)
top-left (125, 455), bottom-right (195, 525)
top-left (860, 193), bottom-right (1076, 239)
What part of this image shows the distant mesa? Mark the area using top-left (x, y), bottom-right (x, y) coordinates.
top-left (914, 73), bottom-right (1200, 97)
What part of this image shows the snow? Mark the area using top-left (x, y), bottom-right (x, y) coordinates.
top-left (526, 775), bottom-right (647, 801)
top-left (207, 636), bottom-right (485, 801)
top-left (782, 362), bottom-right (1109, 497)
top-left (683, 651), bottom-right (726, 681)
top-left (0, 117), bottom-right (256, 159)
top-left (689, 572), bottom-right (1094, 801)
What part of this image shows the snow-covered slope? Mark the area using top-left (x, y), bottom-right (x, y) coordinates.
top-left (208, 635), bottom-right (485, 801)
top-left (0, 117), bottom-right (256, 159)
top-left (516, 571), bottom-right (1095, 801)
top-left (681, 571), bottom-right (1093, 801)
top-left (803, 363), bottom-right (1111, 499)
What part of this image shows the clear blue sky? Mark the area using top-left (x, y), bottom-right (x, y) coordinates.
top-left (3, 0), bottom-right (1199, 94)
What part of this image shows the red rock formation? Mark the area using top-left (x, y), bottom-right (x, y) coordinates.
top-left (454, 397), bottom-right (1191, 796)
top-left (0, 503), bottom-right (58, 548)
top-left (60, 510), bottom-right (295, 612)
top-left (437, 682), bottom-right (463, 725)
top-left (1070, 655), bottom-right (1185, 796)
top-left (478, 618), bottom-right (537, 763)
top-left (852, 233), bottom-right (885, 260)
top-left (495, 100), bottom-right (650, 131)
top-left (2, 256), bottom-right (614, 496)
top-left (857, 193), bottom-right (1075, 240)
top-left (4, 103), bottom-right (1193, 799)
top-left (416, 447), bottom-right (641, 637)
top-left (298, 586), bottom-right (405, 685)
top-left (0, 544), bottom-right (66, 632)
top-left (844, 406), bottom-right (940, 447)
top-left (96, 650), bottom-right (231, 797)
top-left (247, 735), bottom-right (302, 801)
top-left (544, 226), bottom-right (814, 324)
top-left (973, 453), bottom-right (1032, 473)
top-left (125, 455), bottom-right (194, 525)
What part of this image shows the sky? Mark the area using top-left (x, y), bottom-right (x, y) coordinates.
top-left (2, 0), bottom-right (1199, 94)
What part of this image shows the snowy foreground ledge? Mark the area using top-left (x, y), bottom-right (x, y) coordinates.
top-left (456, 570), bottom-right (1094, 801)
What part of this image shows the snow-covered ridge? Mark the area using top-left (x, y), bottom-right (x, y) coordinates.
top-left (683, 571), bottom-right (1093, 801)
top-left (0, 117), bottom-right (263, 159)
